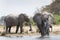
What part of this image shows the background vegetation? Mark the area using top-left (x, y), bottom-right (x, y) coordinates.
top-left (0, 0), bottom-right (60, 26)
top-left (52, 14), bottom-right (60, 25)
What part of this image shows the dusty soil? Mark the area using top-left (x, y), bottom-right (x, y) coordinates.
top-left (0, 25), bottom-right (60, 36)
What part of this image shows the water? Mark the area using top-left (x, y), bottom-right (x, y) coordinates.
top-left (0, 35), bottom-right (60, 40)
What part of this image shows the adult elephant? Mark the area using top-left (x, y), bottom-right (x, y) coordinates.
top-left (42, 12), bottom-right (54, 32)
top-left (16, 14), bottom-right (32, 33)
top-left (4, 13), bottom-right (32, 33)
top-left (33, 13), bottom-right (50, 37)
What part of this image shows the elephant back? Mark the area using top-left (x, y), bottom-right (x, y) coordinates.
top-left (33, 13), bottom-right (43, 25)
top-left (18, 14), bottom-right (30, 23)
top-left (4, 15), bottom-right (18, 26)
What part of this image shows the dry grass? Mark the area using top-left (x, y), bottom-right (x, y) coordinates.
top-left (0, 25), bottom-right (60, 36)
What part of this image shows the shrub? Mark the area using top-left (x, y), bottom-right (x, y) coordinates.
top-left (53, 14), bottom-right (60, 25)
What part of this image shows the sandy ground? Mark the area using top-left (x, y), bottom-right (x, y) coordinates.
top-left (0, 25), bottom-right (60, 36)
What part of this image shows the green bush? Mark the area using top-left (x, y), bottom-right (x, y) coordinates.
top-left (30, 18), bottom-right (36, 26)
top-left (53, 14), bottom-right (60, 25)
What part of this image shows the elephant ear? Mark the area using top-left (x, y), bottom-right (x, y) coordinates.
top-left (33, 13), bottom-right (42, 22)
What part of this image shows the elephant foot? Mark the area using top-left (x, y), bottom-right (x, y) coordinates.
top-left (15, 32), bottom-right (17, 34)
top-left (46, 34), bottom-right (49, 36)
top-left (29, 29), bottom-right (32, 31)
top-left (15, 31), bottom-right (18, 34)
top-left (40, 35), bottom-right (45, 38)
top-left (41, 34), bottom-right (45, 38)
top-left (20, 32), bottom-right (23, 34)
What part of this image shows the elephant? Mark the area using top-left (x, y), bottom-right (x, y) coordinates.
top-left (16, 14), bottom-right (32, 33)
top-left (42, 11), bottom-right (55, 32)
top-left (4, 13), bottom-right (32, 33)
top-left (42, 13), bottom-right (54, 32)
top-left (33, 13), bottom-right (50, 37)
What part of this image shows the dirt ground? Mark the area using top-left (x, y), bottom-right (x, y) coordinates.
top-left (0, 25), bottom-right (60, 36)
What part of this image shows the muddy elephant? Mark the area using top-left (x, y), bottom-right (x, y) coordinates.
top-left (33, 13), bottom-right (50, 37)
top-left (4, 14), bottom-right (32, 33)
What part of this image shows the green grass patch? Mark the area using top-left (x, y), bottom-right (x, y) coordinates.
top-left (53, 14), bottom-right (60, 25)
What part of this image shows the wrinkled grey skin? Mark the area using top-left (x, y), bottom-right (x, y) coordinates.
top-left (42, 14), bottom-right (50, 36)
top-left (48, 14), bottom-right (54, 32)
top-left (42, 12), bottom-right (54, 32)
top-left (16, 14), bottom-right (32, 33)
top-left (33, 13), bottom-right (50, 37)
top-left (43, 14), bottom-right (53, 32)
top-left (4, 14), bottom-right (32, 33)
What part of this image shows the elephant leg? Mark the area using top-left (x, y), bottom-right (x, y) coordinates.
top-left (16, 25), bottom-right (19, 33)
top-left (9, 26), bottom-right (11, 33)
top-left (46, 24), bottom-right (50, 36)
top-left (40, 30), bottom-right (44, 37)
top-left (40, 27), bottom-right (45, 37)
top-left (45, 26), bottom-right (49, 36)
top-left (46, 28), bottom-right (49, 36)
top-left (20, 24), bottom-right (23, 34)
top-left (37, 24), bottom-right (44, 37)
top-left (40, 27), bottom-right (46, 37)
top-left (50, 25), bottom-right (52, 32)
top-left (6, 25), bottom-right (9, 33)
top-left (40, 29), bottom-right (45, 37)
top-left (42, 27), bottom-right (45, 36)
top-left (44, 27), bottom-right (47, 35)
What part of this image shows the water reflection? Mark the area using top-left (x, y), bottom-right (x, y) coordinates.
top-left (0, 35), bottom-right (60, 40)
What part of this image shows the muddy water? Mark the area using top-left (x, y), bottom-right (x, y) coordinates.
top-left (0, 35), bottom-right (60, 40)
